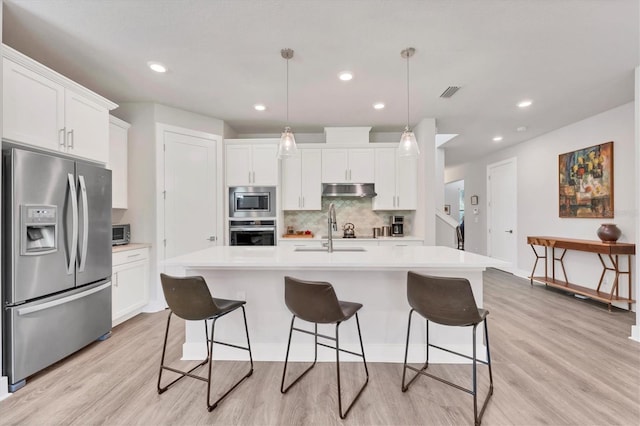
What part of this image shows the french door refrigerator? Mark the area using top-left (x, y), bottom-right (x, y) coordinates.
top-left (2, 147), bottom-right (112, 392)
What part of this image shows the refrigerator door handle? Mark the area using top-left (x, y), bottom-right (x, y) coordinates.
top-left (78, 175), bottom-right (89, 272)
top-left (67, 173), bottom-right (79, 275)
top-left (16, 282), bottom-right (111, 315)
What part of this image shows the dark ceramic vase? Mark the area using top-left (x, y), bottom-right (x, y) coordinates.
top-left (597, 223), bottom-right (621, 243)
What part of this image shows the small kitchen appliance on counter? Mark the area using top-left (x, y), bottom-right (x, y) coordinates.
top-left (342, 223), bottom-right (356, 238)
top-left (391, 215), bottom-right (404, 237)
top-left (112, 224), bottom-right (131, 246)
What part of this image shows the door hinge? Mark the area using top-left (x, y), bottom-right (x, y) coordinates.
top-left (163, 144), bottom-right (166, 152)
top-left (163, 190), bottom-right (166, 199)
top-left (163, 239), bottom-right (167, 247)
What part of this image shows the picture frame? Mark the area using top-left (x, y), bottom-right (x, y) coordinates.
top-left (444, 204), bottom-right (451, 215)
top-left (558, 141), bottom-right (613, 218)
top-left (470, 195), bottom-right (478, 205)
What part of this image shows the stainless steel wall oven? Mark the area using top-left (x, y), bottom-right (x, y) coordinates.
top-left (229, 219), bottom-right (276, 246)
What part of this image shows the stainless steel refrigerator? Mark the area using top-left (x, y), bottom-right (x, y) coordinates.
top-left (2, 147), bottom-right (112, 392)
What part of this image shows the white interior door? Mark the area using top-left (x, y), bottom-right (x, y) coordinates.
top-left (487, 158), bottom-right (517, 271)
top-left (163, 129), bottom-right (217, 260)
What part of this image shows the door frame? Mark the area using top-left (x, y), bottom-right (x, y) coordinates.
top-left (486, 157), bottom-right (517, 272)
top-left (155, 123), bottom-right (223, 265)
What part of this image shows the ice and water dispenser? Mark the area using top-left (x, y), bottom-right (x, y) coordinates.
top-left (20, 205), bottom-right (57, 255)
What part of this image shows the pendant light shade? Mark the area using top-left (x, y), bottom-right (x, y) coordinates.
top-left (398, 47), bottom-right (420, 157)
top-left (278, 48), bottom-right (299, 158)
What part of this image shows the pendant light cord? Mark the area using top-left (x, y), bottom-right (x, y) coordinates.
top-left (406, 51), bottom-right (410, 130)
top-left (286, 57), bottom-right (289, 127)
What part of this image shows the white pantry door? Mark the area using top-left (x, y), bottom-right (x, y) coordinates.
top-left (487, 158), bottom-right (517, 272)
top-left (162, 128), bottom-right (218, 260)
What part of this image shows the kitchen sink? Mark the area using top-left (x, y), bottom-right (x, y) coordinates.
top-left (294, 247), bottom-right (366, 252)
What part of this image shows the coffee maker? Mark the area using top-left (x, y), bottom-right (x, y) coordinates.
top-left (390, 215), bottom-right (404, 237)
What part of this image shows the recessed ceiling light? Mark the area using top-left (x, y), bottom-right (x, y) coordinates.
top-left (517, 100), bottom-right (532, 108)
top-left (373, 102), bottom-right (385, 110)
top-left (254, 104), bottom-right (266, 111)
top-left (338, 71), bottom-right (353, 81)
top-left (493, 136), bottom-right (503, 142)
top-left (147, 61), bottom-right (167, 73)
top-left (516, 126), bottom-right (528, 132)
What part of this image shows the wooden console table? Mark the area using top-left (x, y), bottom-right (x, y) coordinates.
top-left (527, 236), bottom-right (635, 311)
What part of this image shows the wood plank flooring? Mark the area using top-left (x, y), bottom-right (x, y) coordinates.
top-left (1, 269), bottom-right (639, 425)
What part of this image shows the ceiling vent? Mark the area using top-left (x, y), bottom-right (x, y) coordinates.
top-left (440, 86), bottom-right (461, 98)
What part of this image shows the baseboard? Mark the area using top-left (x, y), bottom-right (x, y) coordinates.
top-left (0, 376), bottom-right (10, 401)
top-left (630, 325), bottom-right (640, 343)
top-left (142, 299), bottom-right (166, 313)
top-left (182, 342), bottom-right (488, 364)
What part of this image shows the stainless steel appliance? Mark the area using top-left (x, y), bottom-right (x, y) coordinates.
top-left (2, 147), bottom-right (112, 392)
top-left (322, 183), bottom-right (376, 198)
top-left (112, 223), bottom-right (131, 246)
top-left (229, 219), bottom-right (276, 246)
top-left (391, 215), bottom-right (404, 237)
top-left (229, 186), bottom-right (276, 218)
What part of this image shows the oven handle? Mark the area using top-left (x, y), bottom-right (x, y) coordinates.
top-left (230, 227), bottom-right (276, 232)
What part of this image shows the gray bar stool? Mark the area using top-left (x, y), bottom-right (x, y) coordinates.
top-left (401, 272), bottom-right (494, 426)
top-left (157, 273), bottom-right (253, 412)
top-left (280, 276), bottom-right (369, 419)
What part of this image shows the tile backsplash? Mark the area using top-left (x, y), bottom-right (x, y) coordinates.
top-left (283, 198), bottom-right (414, 237)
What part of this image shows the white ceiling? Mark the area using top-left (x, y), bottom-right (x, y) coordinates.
top-left (3, 0), bottom-right (638, 166)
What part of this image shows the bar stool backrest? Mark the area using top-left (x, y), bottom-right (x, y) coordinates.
top-left (407, 272), bottom-right (482, 326)
top-left (284, 276), bottom-right (345, 324)
top-left (160, 273), bottom-right (219, 321)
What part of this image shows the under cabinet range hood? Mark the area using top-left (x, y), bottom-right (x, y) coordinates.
top-left (322, 183), bottom-right (377, 198)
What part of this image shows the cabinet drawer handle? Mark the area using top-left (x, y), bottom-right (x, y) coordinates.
top-left (59, 128), bottom-right (66, 148)
top-left (127, 253), bottom-right (141, 258)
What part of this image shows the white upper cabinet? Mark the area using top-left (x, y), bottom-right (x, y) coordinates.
top-left (225, 141), bottom-right (278, 186)
top-left (65, 89), bottom-right (110, 163)
top-left (321, 148), bottom-right (374, 183)
top-left (2, 45), bottom-right (116, 163)
top-left (108, 116), bottom-right (130, 209)
top-left (3, 57), bottom-right (65, 152)
top-left (373, 148), bottom-right (417, 210)
top-left (282, 149), bottom-right (322, 210)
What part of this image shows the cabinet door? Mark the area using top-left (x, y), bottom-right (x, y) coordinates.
top-left (281, 155), bottom-right (302, 210)
top-left (226, 145), bottom-right (252, 186)
top-left (251, 144), bottom-right (278, 185)
top-left (300, 149), bottom-right (322, 210)
top-left (109, 121), bottom-right (128, 209)
top-left (321, 149), bottom-right (348, 182)
top-left (372, 148), bottom-right (396, 210)
top-left (347, 149), bottom-right (375, 182)
top-left (65, 89), bottom-right (109, 163)
top-left (3, 58), bottom-right (65, 152)
top-left (112, 259), bottom-right (149, 326)
top-left (396, 154), bottom-right (418, 209)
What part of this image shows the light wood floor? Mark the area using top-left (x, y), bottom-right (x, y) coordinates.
top-left (1, 269), bottom-right (639, 425)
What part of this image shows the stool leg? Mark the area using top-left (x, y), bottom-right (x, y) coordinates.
top-left (474, 318), bottom-right (494, 425)
top-left (472, 323), bottom-right (478, 425)
top-left (206, 307), bottom-right (255, 411)
top-left (281, 316), bottom-right (318, 393)
top-left (401, 310), bottom-right (429, 392)
top-left (157, 311), bottom-right (208, 394)
top-left (336, 313), bottom-right (369, 419)
top-left (206, 317), bottom-right (218, 410)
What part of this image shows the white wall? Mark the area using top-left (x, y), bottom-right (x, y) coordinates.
top-left (633, 66), bottom-right (640, 342)
top-left (444, 179), bottom-right (464, 222)
top-left (111, 102), bottom-right (227, 311)
top-left (453, 103), bottom-right (636, 307)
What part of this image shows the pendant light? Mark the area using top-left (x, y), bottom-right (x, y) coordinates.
top-left (398, 47), bottom-right (420, 157)
top-left (277, 48), bottom-right (299, 158)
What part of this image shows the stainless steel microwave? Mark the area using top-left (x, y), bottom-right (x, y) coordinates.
top-left (229, 186), bottom-right (276, 218)
top-left (112, 224), bottom-right (131, 246)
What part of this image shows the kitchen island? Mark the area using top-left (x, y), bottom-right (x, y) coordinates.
top-left (163, 245), bottom-right (506, 363)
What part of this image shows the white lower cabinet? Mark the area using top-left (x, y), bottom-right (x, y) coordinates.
top-left (112, 247), bottom-right (149, 326)
top-left (278, 239), bottom-right (421, 247)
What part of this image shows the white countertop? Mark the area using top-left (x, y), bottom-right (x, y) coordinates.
top-left (112, 243), bottom-right (151, 253)
top-left (163, 245), bottom-right (507, 271)
top-left (279, 236), bottom-right (424, 242)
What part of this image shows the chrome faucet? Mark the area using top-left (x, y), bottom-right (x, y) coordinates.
top-left (327, 202), bottom-right (337, 253)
